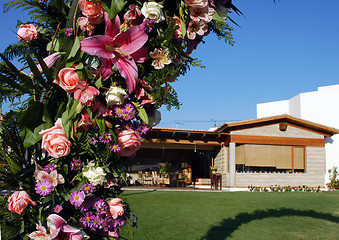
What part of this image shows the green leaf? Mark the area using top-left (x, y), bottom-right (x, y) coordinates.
top-left (95, 118), bottom-right (106, 132)
top-left (25, 54), bottom-right (49, 89)
top-left (101, 0), bottom-right (127, 19)
top-left (213, 11), bottom-right (226, 23)
top-left (1, 224), bottom-right (20, 240)
top-left (0, 72), bottom-right (29, 93)
top-left (47, 38), bottom-right (61, 52)
top-left (132, 102), bottom-right (149, 124)
top-left (18, 102), bottom-right (53, 148)
top-left (67, 36), bottom-right (81, 60)
top-left (0, 53), bottom-right (34, 88)
top-left (95, 77), bottom-right (103, 89)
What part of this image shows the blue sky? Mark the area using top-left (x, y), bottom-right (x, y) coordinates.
top-left (1, 0), bottom-right (339, 130)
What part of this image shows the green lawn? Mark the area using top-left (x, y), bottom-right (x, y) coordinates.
top-left (121, 190), bottom-right (339, 240)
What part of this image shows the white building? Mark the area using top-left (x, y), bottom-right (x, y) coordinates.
top-left (257, 84), bottom-right (339, 186)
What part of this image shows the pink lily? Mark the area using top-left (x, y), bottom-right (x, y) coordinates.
top-left (48, 214), bottom-right (85, 240)
top-left (35, 164), bottom-right (64, 187)
top-left (81, 12), bottom-right (148, 93)
top-left (92, 101), bottom-right (114, 118)
top-left (76, 112), bottom-right (94, 132)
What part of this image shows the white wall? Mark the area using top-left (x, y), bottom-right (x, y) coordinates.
top-left (257, 84), bottom-right (339, 186)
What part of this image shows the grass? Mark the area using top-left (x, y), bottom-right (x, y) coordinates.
top-left (121, 190), bottom-right (339, 240)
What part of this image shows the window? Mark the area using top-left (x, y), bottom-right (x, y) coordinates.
top-left (236, 144), bottom-right (305, 173)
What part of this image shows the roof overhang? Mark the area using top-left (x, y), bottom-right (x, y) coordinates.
top-left (142, 128), bottom-right (229, 146)
top-left (215, 114), bottom-right (339, 137)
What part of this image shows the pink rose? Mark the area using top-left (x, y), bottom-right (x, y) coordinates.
top-left (107, 198), bottom-right (124, 219)
top-left (79, 0), bottom-right (104, 25)
top-left (39, 118), bottom-right (72, 158)
top-left (116, 130), bottom-right (141, 157)
top-left (74, 81), bottom-right (100, 107)
top-left (8, 191), bottom-right (37, 215)
top-left (54, 68), bottom-right (82, 93)
top-left (17, 24), bottom-right (38, 42)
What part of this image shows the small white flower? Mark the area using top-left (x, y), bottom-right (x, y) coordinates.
top-left (105, 86), bottom-right (127, 106)
top-left (141, 2), bottom-right (165, 23)
top-left (83, 165), bottom-right (106, 186)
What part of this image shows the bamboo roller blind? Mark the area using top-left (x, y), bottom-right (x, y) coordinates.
top-left (235, 144), bottom-right (304, 170)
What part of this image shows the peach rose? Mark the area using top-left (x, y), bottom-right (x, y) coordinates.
top-left (39, 118), bottom-right (71, 158)
top-left (116, 130), bottom-right (141, 157)
top-left (79, 0), bottom-right (104, 25)
top-left (17, 24), bottom-right (38, 42)
top-left (8, 191), bottom-right (37, 215)
top-left (54, 68), bottom-right (82, 93)
top-left (107, 198), bottom-right (124, 219)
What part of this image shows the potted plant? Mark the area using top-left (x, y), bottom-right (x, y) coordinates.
top-left (210, 165), bottom-right (218, 174)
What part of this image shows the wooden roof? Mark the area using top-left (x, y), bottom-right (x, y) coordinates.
top-left (143, 127), bottom-right (229, 145)
top-left (215, 114), bottom-right (339, 137)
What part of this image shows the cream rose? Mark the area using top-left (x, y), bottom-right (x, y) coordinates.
top-left (83, 165), bottom-right (106, 186)
top-left (17, 24), bottom-right (38, 42)
top-left (141, 2), bottom-right (165, 23)
top-left (105, 86), bottom-right (127, 106)
top-left (39, 118), bottom-right (71, 158)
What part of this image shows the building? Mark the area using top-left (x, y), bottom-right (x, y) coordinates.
top-left (130, 115), bottom-right (339, 190)
top-left (257, 84), bottom-right (339, 185)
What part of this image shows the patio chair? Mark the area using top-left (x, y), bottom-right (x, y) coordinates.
top-left (137, 171), bottom-right (144, 185)
top-left (143, 171), bottom-right (153, 186)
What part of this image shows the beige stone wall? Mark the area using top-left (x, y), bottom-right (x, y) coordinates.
top-left (221, 146), bottom-right (326, 188)
top-left (213, 145), bottom-right (228, 174)
top-left (230, 124), bottom-right (323, 139)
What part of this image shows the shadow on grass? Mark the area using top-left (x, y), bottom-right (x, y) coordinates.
top-left (200, 208), bottom-right (339, 240)
top-left (123, 189), bottom-right (157, 196)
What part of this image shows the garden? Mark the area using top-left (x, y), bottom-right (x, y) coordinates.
top-left (121, 190), bottom-right (339, 240)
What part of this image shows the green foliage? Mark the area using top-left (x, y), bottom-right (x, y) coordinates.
top-left (327, 167), bottom-right (339, 190)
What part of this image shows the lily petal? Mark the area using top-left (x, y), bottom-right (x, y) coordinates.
top-left (81, 35), bottom-right (116, 59)
top-left (105, 12), bottom-right (120, 38)
top-left (99, 58), bottom-right (114, 80)
top-left (113, 24), bottom-right (148, 55)
top-left (131, 47), bottom-right (149, 63)
top-left (112, 56), bottom-right (137, 93)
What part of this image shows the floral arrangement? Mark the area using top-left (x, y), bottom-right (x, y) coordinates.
top-left (210, 165), bottom-right (218, 172)
top-left (0, 0), bottom-right (239, 239)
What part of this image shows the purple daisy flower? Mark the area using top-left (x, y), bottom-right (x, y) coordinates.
top-left (143, 19), bottom-right (155, 33)
top-left (80, 212), bottom-right (94, 228)
top-left (93, 199), bottom-right (108, 215)
top-left (35, 181), bottom-right (53, 196)
top-left (137, 124), bottom-right (149, 136)
top-left (90, 214), bottom-right (100, 229)
top-left (124, 103), bottom-right (134, 113)
top-left (99, 133), bottom-right (112, 144)
top-left (101, 217), bottom-right (114, 232)
top-left (70, 159), bottom-right (83, 171)
top-left (109, 144), bottom-right (121, 153)
top-left (81, 183), bottom-right (95, 195)
top-left (89, 137), bottom-right (98, 144)
top-left (44, 163), bottom-right (56, 172)
top-left (114, 107), bottom-right (124, 118)
top-left (70, 191), bottom-right (85, 207)
top-left (54, 204), bottom-right (63, 213)
top-left (64, 28), bottom-right (73, 36)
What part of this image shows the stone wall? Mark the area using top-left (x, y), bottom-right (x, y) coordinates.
top-left (220, 146), bottom-right (325, 188)
top-left (213, 145), bottom-right (228, 174)
top-left (231, 124), bottom-right (323, 139)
